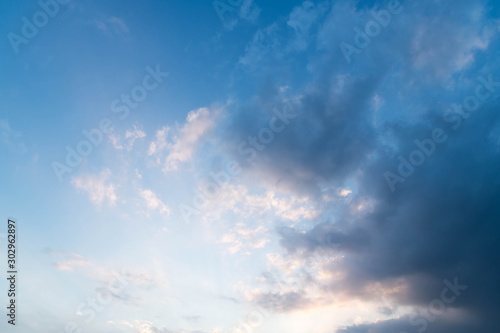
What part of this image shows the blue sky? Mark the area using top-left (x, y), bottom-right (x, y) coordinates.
top-left (1, 0), bottom-right (500, 332)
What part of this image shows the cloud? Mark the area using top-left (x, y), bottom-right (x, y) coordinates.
top-left (71, 168), bottom-right (118, 206)
top-left (223, 0), bottom-right (500, 197)
top-left (286, 1), bottom-right (329, 52)
top-left (0, 119), bottom-right (13, 141)
top-left (219, 222), bottom-right (269, 254)
top-left (148, 107), bottom-right (218, 172)
top-left (238, 0), bottom-right (261, 24)
top-left (210, 1), bottom-right (500, 332)
top-left (126, 126), bottom-right (146, 148)
top-left (219, 0), bottom-right (262, 31)
top-left (272, 78), bottom-right (500, 330)
top-left (336, 313), bottom-right (475, 333)
top-left (163, 107), bottom-right (216, 171)
top-left (239, 23), bottom-right (282, 68)
top-left (408, 2), bottom-right (493, 78)
top-left (53, 253), bottom-right (93, 272)
top-left (109, 133), bottom-right (124, 150)
top-left (220, 72), bottom-right (380, 195)
top-left (252, 291), bottom-right (314, 313)
top-left (94, 16), bottom-right (129, 35)
top-left (115, 320), bottom-right (210, 333)
top-left (196, 183), bottom-right (320, 226)
top-left (148, 126), bottom-right (169, 156)
top-left (42, 1), bottom-right (500, 331)
top-left (237, 0), bottom-right (328, 69)
top-left (0, 119), bottom-right (26, 152)
top-left (110, 125), bottom-right (146, 151)
top-left (50, 251), bottom-right (163, 307)
top-left (140, 189), bottom-right (170, 217)
top-left (238, 250), bottom-right (343, 313)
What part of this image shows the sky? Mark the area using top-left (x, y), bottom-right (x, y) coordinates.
top-left (1, 0), bottom-right (500, 332)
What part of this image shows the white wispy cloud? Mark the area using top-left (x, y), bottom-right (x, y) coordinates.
top-left (219, 222), bottom-right (269, 254)
top-left (148, 126), bottom-right (169, 157)
top-left (199, 183), bottom-right (319, 224)
top-left (140, 189), bottom-right (170, 217)
top-left (71, 168), bottom-right (118, 206)
top-left (94, 16), bottom-right (129, 35)
top-left (53, 253), bottom-right (93, 272)
top-left (113, 320), bottom-right (209, 333)
top-left (109, 125), bottom-right (146, 151)
top-left (148, 107), bottom-right (218, 172)
top-left (125, 125), bottom-right (146, 149)
top-left (50, 251), bottom-right (163, 299)
top-left (109, 133), bottom-right (124, 150)
top-left (0, 119), bottom-right (26, 152)
top-left (286, 1), bottom-right (328, 51)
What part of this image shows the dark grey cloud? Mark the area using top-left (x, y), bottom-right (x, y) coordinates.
top-left (219, 0), bottom-right (496, 196)
top-left (271, 83), bottom-right (500, 332)
top-left (266, 95), bottom-right (500, 331)
top-left (336, 315), bottom-right (480, 333)
top-left (214, 0), bottom-right (500, 332)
